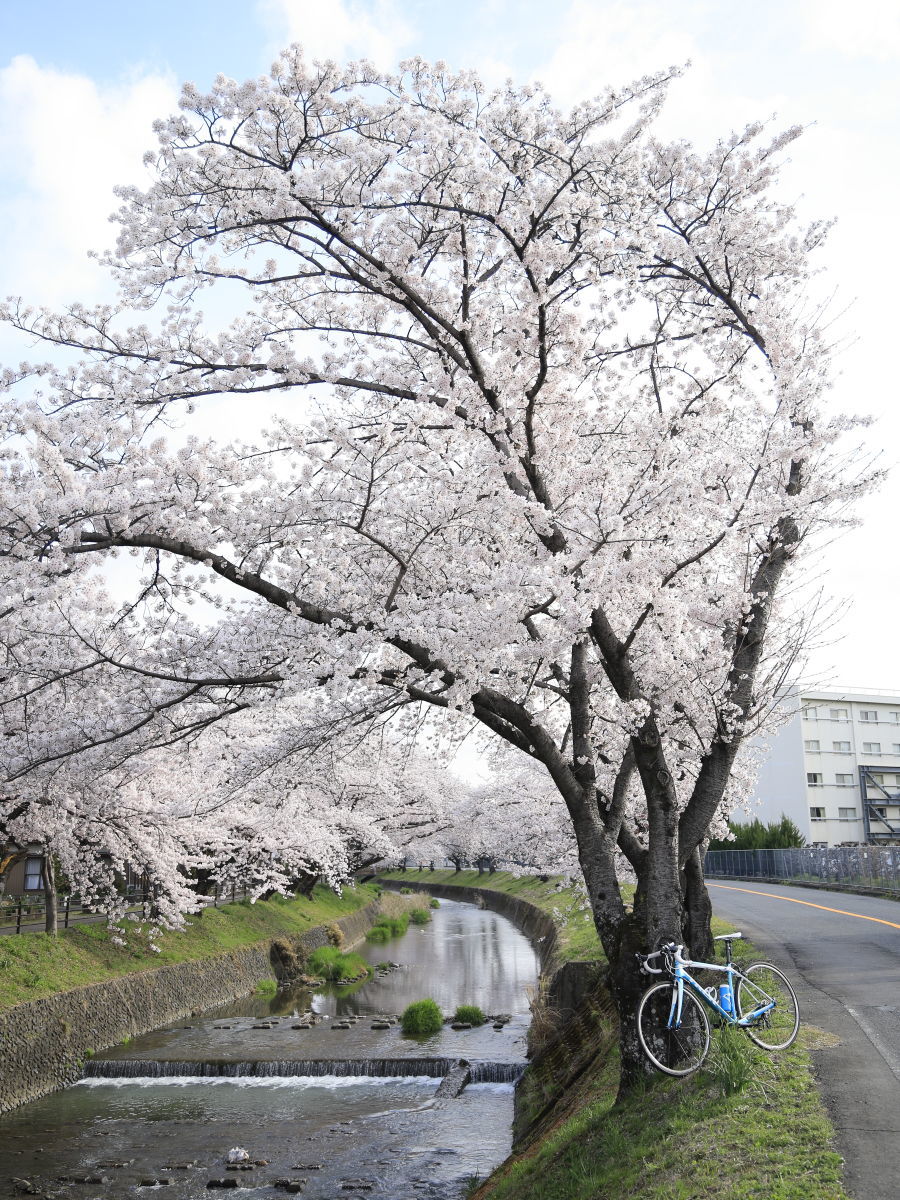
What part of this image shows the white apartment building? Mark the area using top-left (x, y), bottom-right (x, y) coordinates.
top-left (750, 690), bottom-right (900, 847)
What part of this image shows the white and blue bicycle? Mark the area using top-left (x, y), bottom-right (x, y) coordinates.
top-left (635, 933), bottom-right (800, 1076)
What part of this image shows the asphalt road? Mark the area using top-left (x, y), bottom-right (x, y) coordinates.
top-left (710, 880), bottom-right (900, 1200)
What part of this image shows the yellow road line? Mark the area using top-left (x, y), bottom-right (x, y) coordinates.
top-left (709, 883), bottom-right (900, 931)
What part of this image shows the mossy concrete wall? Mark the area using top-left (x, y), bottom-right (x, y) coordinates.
top-left (0, 900), bottom-right (379, 1115)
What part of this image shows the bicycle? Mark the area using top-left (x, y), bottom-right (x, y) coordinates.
top-left (634, 932), bottom-right (800, 1076)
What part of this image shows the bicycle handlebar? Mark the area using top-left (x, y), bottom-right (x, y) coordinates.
top-left (636, 942), bottom-right (682, 975)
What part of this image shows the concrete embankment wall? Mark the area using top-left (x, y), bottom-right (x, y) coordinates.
top-left (0, 900), bottom-right (379, 1115)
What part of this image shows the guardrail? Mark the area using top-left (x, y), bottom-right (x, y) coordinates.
top-left (704, 845), bottom-right (900, 895)
top-left (0, 883), bottom-right (251, 934)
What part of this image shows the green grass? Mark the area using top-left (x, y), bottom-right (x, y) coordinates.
top-left (471, 1032), bottom-right (847, 1200)
top-left (0, 884), bottom-right (377, 1014)
top-left (306, 945), bottom-right (371, 982)
top-left (453, 1004), bottom-right (485, 1025)
top-left (365, 911), bottom-right (410, 942)
top-left (383, 870), bottom-right (849, 1200)
top-left (409, 907), bottom-right (431, 925)
top-left (401, 998), bottom-right (444, 1035)
top-left (254, 978), bottom-right (278, 996)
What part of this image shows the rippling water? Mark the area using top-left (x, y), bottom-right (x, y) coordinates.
top-left (0, 896), bottom-right (539, 1199)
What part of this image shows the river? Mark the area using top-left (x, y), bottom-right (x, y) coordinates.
top-left (0, 894), bottom-right (539, 1199)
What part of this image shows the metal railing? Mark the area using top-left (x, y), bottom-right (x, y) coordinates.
top-left (704, 845), bottom-right (900, 895)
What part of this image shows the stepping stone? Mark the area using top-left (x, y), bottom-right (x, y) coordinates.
top-left (370, 1020), bottom-right (391, 1029)
top-left (451, 1022), bottom-right (472, 1030)
top-left (331, 1022), bottom-right (351, 1030)
top-left (139, 1180), bottom-right (171, 1188)
top-left (292, 1023), bottom-right (312, 1029)
top-left (206, 1181), bottom-right (239, 1190)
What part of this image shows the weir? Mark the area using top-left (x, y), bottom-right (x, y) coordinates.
top-left (83, 1056), bottom-right (525, 1083)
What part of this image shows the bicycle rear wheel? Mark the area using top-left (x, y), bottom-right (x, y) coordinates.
top-left (735, 962), bottom-right (800, 1050)
top-left (636, 982), bottom-right (711, 1076)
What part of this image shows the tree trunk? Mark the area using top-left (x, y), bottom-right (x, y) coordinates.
top-left (43, 853), bottom-right (58, 936)
top-left (681, 847), bottom-right (714, 960)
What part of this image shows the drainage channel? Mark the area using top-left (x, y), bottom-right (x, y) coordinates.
top-left (1, 896), bottom-right (539, 1199)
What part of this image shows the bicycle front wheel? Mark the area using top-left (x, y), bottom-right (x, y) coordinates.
top-left (736, 962), bottom-right (800, 1050)
top-left (636, 982), bottom-right (711, 1076)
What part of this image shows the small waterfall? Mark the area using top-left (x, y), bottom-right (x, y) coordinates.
top-left (82, 1057), bottom-right (525, 1083)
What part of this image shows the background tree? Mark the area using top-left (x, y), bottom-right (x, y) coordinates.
top-left (0, 51), bottom-right (866, 1082)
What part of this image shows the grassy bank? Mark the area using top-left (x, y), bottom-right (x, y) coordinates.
top-left (0, 883), bottom-right (377, 1014)
top-left (382, 870), bottom-right (848, 1200)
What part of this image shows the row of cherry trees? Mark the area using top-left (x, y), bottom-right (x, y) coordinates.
top-left (0, 50), bottom-right (867, 1080)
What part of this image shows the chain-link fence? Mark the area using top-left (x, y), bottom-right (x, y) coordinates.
top-left (704, 845), bottom-right (900, 895)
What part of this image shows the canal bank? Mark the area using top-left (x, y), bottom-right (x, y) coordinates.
top-left (0, 885), bottom-right (385, 1114)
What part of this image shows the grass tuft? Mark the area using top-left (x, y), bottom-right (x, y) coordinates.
top-left (306, 945), bottom-right (370, 982)
top-left (453, 1004), bottom-right (485, 1025)
top-left (401, 997), bottom-right (443, 1035)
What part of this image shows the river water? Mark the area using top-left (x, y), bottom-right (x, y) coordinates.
top-left (0, 895), bottom-right (539, 1199)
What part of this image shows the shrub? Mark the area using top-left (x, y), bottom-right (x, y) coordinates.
top-left (366, 913), bottom-right (410, 942)
top-left (401, 998), bottom-right (443, 1035)
top-left (307, 945), bottom-right (370, 982)
top-left (429, 898), bottom-right (440, 909)
top-left (409, 908), bottom-right (431, 925)
top-left (325, 921), bottom-right (345, 948)
top-left (254, 978), bottom-right (277, 996)
top-left (453, 1004), bottom-right (485, 1026)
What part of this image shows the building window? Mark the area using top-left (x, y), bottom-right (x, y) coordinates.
top-left (863, 742), bottom-right (881, 755)
top-left (872, 806), bottom-right (888, 820)
top-left (860, 710), bottom-right (878, 722)
top-left (23, 857), bottom-right (43, 891)
top-left (829, 708), bottom-right (848, 721)
top-left (892, 713), bottom-right (900, 723)
top-left (809, 806), bottom-right (826, 820)
top-left (802, 706), bottom-right (818, 720)
top-left (838, 807), bottom-right (857, 821)
top-left (892, 744), bottom-right (900, 756)
top-left (835, 774), bottom-right (854, 787)
top-left (804, 739), bottom-right (820, 752)
top-left (807, 772), bottom-right (824, 787)
top-left (832, 741), bottom-right (851, 754)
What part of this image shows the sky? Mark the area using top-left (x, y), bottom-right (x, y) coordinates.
top-left (0, 0), bottom-right (898, 693)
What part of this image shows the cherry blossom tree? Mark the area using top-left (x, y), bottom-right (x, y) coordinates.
top-left (0, 51), bottom-right (867, 1080)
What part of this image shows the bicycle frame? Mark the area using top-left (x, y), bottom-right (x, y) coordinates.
top-left (667, 947), bottom-right (776, 1029)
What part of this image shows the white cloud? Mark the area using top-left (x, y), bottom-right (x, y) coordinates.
top-left (802, 0), bottom-right (900, 60)
top-left (258, 0), bottom-right (415, 67)
top-left (0, 55), bottom-right (177, 306)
